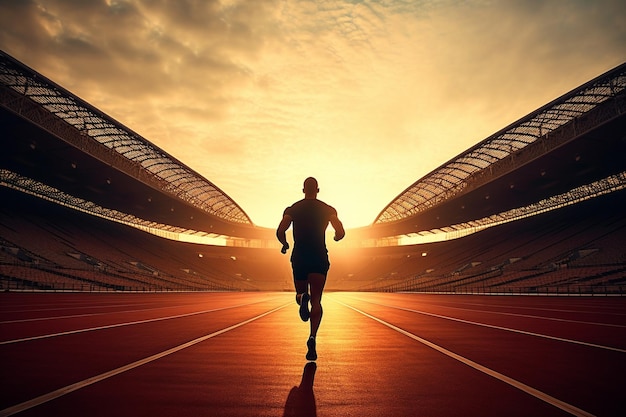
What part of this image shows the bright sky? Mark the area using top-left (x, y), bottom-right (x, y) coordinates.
top-left (1, 1), bottom-right (624, 229)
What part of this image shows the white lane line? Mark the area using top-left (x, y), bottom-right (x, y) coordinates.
top-left (351, 298), bottom-right (626, 354)
top-left (334, 298), bottom-right (596, 417)
top-left (406, 301), bottom-right (626, 329)
top-left (0, 296), bottom-right (280, 324)
top-left (0, 302), bottom-right (162, 315)
top-left (0, 302), bottom-right (290, 417)
top-left (446, 300), bottom-right (626, 316)
top-left (0, 299), bottom-right (277, 345)
top-left (0, 305), bottom-right (187, 324)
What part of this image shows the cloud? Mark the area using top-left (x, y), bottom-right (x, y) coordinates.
top-left (1, 0), bottom-right (624, 228)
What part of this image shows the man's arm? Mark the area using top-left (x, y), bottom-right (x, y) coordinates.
top-left (330, 214), bottom-right (345, 242)
top-left (276, 214), bottom-right (292, 254)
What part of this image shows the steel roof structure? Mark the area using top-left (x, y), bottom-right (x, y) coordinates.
top-left (0, 50), bottom-right (252, 226)
top-left (374, 64), bottom-right (626, 223)
top-left (2, 49), bottom-right (625, 247)
top-left (375, 63), bottom-right (626, 228)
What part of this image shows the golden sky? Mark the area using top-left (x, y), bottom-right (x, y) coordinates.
top-left (1, 0), bottom-right (624, 229)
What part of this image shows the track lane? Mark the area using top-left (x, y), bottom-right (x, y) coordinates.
top-left (0, 302), bottom-right (291, 417)
top-left (0, 294), bottom-right (290, 411)
top-left (345, 293), bottom-right (626, 350)
top-left (333, 296), bottom-right (594, 417)
top-left (8, 293), bottom-right (575, 417)
top-left (334, 293), bottom-right (625, 417)
top-left (0, 293), bottom-right (281, 343)
top-left (404, 296), bottom-right (626, 327)
top-left (2, 292), bottom-right (623, 416)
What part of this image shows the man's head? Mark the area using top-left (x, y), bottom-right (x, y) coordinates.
top-left (303, 177), bottom-right (319, 197)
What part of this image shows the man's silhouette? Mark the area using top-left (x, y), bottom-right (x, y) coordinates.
top-left (276, 177), bottom-right (345, 360)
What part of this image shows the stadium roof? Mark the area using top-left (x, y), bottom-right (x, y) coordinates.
top-left (375, 62), bottom-right (626, 226)
top-left (2, 48), bottom-right (625, 246)
top-left (0, 50), bottom-right (252, 226)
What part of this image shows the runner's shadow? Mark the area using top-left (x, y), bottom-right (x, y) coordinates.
top-left (283, 362), bottom-right (317, 417)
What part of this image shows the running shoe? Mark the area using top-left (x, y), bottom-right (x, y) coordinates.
top-left (299, 293), bottom-right (310, 322)
top-left (306, 336), bottom-right (317, 361)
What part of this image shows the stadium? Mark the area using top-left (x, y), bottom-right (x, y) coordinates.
top-left (1, 50), bottom-right (625, 294)
top-left (1, 50), bottom-right (625, 416)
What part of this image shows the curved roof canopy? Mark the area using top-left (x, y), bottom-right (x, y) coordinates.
top-left (375, 63), bottom-right (626, 224)
top-left (0, 50), bottom-right (252, 225)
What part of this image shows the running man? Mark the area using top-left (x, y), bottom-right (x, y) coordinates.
top-left (276, 177), bottom-right (345, 361)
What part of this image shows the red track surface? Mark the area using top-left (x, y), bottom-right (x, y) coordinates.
top-left (1, 292), bottom-right (624, 417)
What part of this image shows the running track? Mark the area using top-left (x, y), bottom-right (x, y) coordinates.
top-left (1, 292), bottom-right (624, 417)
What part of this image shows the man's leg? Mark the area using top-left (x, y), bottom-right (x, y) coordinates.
top-left (294, 279), bottom-right (308, 304)
top-left (305, 273), bottom-right (325, 361)
top-left (307, 273), bottom-right (326, 338)
top-left (294, 279), bottom-right (310, 321)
